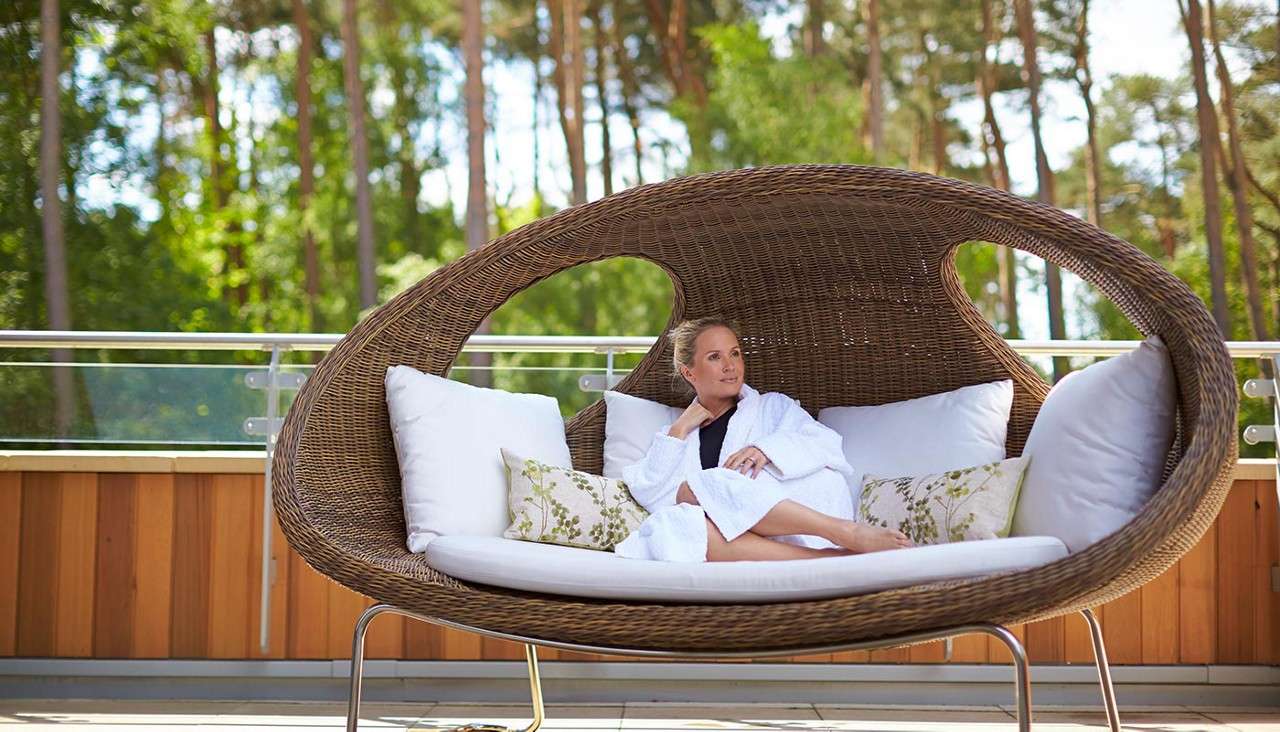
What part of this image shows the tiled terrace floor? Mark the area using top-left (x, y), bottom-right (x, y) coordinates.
top-left (0, 700), bottom-right (1278, 731)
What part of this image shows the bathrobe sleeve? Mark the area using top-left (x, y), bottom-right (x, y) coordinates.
top-left (752, 395), bottom-right (855, 481)
top-left (620, 425), bottom-right (689, 511)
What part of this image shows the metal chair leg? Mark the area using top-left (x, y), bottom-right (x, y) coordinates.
top-left (1081, 608), bottom-right (1122, 732)
top-left (348, 603), bottom-right (1029, 731)
top-left (347, 603), bottom-right (391, 732)
top-left (980, 624), bottom-right (1033, 732)
top-left (449, 644), bottom-right (544, 732)
top-left (521, 643), bottom-right (545, 732)
top-left (346, 604), bottom-right (545, 732)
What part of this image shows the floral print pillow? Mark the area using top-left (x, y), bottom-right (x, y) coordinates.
top-left (501, 447), bottom-right (649, 551)
top-left (858, 456), bottom-right (1030, 545)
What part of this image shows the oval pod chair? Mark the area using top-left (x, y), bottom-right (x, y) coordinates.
top-left (271, 164), bottom-right (1238, 732)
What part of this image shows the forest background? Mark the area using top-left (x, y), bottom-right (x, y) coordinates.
top-left (1, 0), bottom-right (1277, 453)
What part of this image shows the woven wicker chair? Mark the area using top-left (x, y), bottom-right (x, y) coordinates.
top-left (271, 164), bottom-right (1238, 732)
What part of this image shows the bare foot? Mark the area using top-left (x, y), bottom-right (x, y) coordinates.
top-left (831, 521), bottom-right (914, 553)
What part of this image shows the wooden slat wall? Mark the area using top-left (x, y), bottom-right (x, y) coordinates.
top-left (0, 471), bottom-right (1276, 665)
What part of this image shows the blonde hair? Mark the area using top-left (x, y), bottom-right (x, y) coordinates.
top-left (668, 316), bottom-right (742, 396)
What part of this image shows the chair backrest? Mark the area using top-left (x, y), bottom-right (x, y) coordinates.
top-left (274, 165), bottom-right (1237, 584)
top-left (560, 186), bottom-right (1051, 476)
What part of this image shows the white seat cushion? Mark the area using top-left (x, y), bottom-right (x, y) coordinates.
top-left (817, 379), bottom-right (1014, 496)
top-left (425, 535), bottom-right (1069, 603)
top-left (1010, 335), bottom-right (1177, 553)
top-left (385, 365), bottom-right (572, 553)
top-left (602, 390), bottom-right (683, 479)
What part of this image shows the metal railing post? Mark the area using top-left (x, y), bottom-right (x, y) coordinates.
top-left (259, 344), bottom-right (282, 654)
top-left (1242, 352), bottom-right (1280, 592)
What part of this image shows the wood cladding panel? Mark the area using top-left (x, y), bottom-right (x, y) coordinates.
top-left (1141, 565), bottom-right (1180, 663)
top-left (132, 474), bottom-right (175, 658)
top-left (1255, 480), bottom-right (1279, 665)
top-left (0, 473), bottom-right (21, 656)
top-left (248, 480), bottom-right (288, 659)
top-left (4, 471), bottom-right (1276, 665)
top-left (54, 473), bottom-right (98, 657)
top-left (93, 474), bottom-right (136, 658)
top-left (208, 475), bottom-right (255, 658)
top-left (169, 474), bottom-right (213, 658)
top-left (1217, 481), bottom-right (1257, 663)
top-left (1179, 519), bottom-right (1218, 663)
top-left (16, 472), bottom-right (61, 656)
top-left (1025, 616), bottom-right (1064, 664)
top-left (1101, 590), bottom-right (1143, 664)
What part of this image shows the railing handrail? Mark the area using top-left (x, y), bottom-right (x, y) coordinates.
top-left (3, 330), bottom-right (1279, 358)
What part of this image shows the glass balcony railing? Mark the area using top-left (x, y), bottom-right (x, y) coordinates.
top-left (2, 330), bottom-right (1275, 656)
top-left (0, 331), bottom-right (1277, 459)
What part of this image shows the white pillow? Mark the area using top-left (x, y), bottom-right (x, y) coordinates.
top-left (1010, 335), bottom-right (1176, 553)
top-left (817, 379), bottom-right (1014, 494)
top-left (602, 390), bottom-right (683, 479)
top-left (385, 365), bottom-right (573, 553)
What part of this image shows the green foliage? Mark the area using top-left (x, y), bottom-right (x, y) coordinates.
top-left (1, 0), bottom-right (1277, 457)
top-left (687, 21), bottom-right (871, 169)
top-left (481, 256), bottom-right (675, 417)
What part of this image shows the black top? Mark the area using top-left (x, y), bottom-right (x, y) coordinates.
top-left (698, 403), bottom-right (737, 470)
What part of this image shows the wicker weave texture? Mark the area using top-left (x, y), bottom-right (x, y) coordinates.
top-left (272, 164), bottom-right (1238, 654)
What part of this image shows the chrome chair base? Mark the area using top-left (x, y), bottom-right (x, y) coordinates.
top-left (345, 603), bottom-right (1121, 732)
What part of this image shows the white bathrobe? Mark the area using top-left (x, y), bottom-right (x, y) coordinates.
top-left (614, 382), bottom-right (858, 562)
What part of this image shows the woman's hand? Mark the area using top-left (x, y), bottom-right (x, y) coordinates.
top-left (667, 401), bottom-right (714, 439)
top-left (723, 446), bottom-right (771, 478)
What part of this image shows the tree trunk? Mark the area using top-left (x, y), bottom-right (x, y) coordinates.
top-left (548, 0), bottom-right (569, 174)
top-left (549, 0), bottom-right (588, 204)
top-left (909, 114), bottom-right (924, 170)
top-left (532, 52), bottom-right (544, 214)
top-left (610, 0), bottom-right (645, 186)
top-left (1013, 0), bottom-right (1067, 379)
top-left (1179, 0), bottom-right (1231, 336)
top-left (155, 66), bottom-right (170, 220)
top-left (202, 28), bottom-right (243, 310)
top-left (804, 0), bottom-right (825, 57)
top-left (40, 0), bottom-right (69, 332)
top-left (293, 0), bottom-right (322, 332)
top-left (203, 29), bottom-right (247, 310)
top-left (40, 0), bottom-right (74, 440)
top-left (1073, 0), bottom-right (1103, 227)
top-left (63, 60), bottom-right (76, 214)
top-left (433, 83), bottom-right (453, 211)
top-left (588, 2), bottom-right (614, 197)
top-left (247, 97), bottom-right (268, 329)
top-left (567, 0), bottom-right (587, 203)
top-left (979, 0), bottom-right (1019, 339)
top-left (1207, 0), bottom-right (1270, 341)
top-left (464, 0), bottom-right (488, 253)
top-left (862, 0), bottom-right (883, 161)
top-left (462, 0), bottom-right (493, 386)
top-left (922, 30), bottom-right (945, 175)
top-left (641, 0), bottom-right (709, 165)
top-left (203, 30), bottom-right (223, 207)
top-left (341, 0), bottom-right (378, 312)
top-left (383, 0), bottom-right (420, 253)
top-left (1147, 98), bottom-right (1180, 260)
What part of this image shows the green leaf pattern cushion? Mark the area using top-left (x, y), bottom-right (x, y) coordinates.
top-left (858, 456), bottom-right (1030, 545)
top-left (501, 447), bottom-right (650, 551)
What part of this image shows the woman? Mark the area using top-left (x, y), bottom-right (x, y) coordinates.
top-left (614, 317), bottom-right (913, 562)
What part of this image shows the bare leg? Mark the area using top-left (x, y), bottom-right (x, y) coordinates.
top-left (752, 498), bottom-right (913, 552)
top-left (677, 481), bottom-right (911, 553)
top-left (676, 481), bottom-right (700, 505)
top-left (704, 517), bottom-right (849, 561)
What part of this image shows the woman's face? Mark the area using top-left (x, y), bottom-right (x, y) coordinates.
top-left (679, 326), bottom-right (744, 402)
